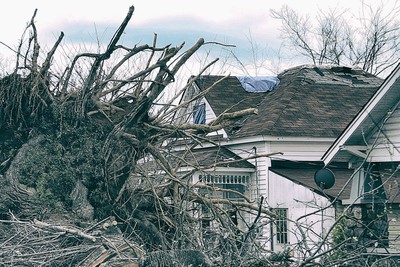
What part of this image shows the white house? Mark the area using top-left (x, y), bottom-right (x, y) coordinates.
top-left (174, 65), bottom-right (383, 258)
top-left (322, 62), bottom-right (400, 251)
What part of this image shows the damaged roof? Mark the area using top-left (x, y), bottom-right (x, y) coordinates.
top-left (193, 75), bottom-right (264, 116)
top-left (194, 65), bottom-right (383, 139)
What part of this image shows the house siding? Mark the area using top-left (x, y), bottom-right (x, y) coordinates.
top-left (222, 140), bottom-right (336, 255)
top-left (270, 140), bottom-right (334, 162)
top-left (368, 107), bottom-right (400, 162)
top-left (388, 205), bottom-right (400, 249)
top-left (268, 171), bottom-right (336, 256)
top-left (224, 142), bottom-right (269, 201)
top-left (224, 139), bottom-right (333, 198)
top-left (175, 92), bottom-right (227, 137)
top-left (174, 84), bottom-right (217, 124)
top-left (266, 138), bottom-right (335, 255)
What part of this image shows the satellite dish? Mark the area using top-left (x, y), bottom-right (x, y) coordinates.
top-left (314, 168), bottom-right (335, 190)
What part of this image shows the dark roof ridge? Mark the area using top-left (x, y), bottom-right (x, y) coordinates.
top-left (279, 63), bottom-right (360, 73)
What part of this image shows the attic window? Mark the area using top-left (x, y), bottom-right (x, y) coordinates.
top-left (193, 103), bottom-right (206, 124)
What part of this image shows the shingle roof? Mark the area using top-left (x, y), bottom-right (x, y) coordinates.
top-left (195, 65), bottom-right (383, 139)
top-left (194, 75), bottom-right (264, 116)
top-left (174, 146), bottom-right (255, 169)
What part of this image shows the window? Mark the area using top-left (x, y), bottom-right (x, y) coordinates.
top-left (198, 174), bottom-right (249, 201)
top-left (193, 103), bottom-right (206, 124)
top-left (223, 183), bottom-right (245, 201)
top-left (274, 208), bottom-right (288, 244)
top-left (198, 175), bottom-right (249, 206)
top-left (199, 174), bottom-right (249, 227)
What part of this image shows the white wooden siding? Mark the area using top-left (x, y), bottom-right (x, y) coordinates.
top-left (368, 107), bottom-right (400, 162)
top-left (222, 140), bottom-right (336, 256)
top-left (268, 171), bottom-right (335, 257)
top-left (269, 140), bottom-right (334, 162)
top-left (225, 142), bottom-right (269, 200)
top-left (203, 99), bottom-right (215, 124)
top-left (175, 92), bottom-right (227, 137)
top-left (204, 100), bottom-right (228, 137)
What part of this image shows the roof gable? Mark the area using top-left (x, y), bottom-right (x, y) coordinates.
top-left (194, 75), bottom-right (266, 116)
top-left (322, 63), bottom-right (400, 164)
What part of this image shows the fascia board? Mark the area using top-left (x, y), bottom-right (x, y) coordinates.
top-left (172, 135), bottom-right (335, 151)
top-left (261, 135), bottom-right (335, 142)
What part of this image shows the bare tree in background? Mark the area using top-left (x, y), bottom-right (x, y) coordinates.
top-left (271, 1), bottom-right (400, 76)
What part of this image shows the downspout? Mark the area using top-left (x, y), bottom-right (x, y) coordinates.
top-left (253, 146), bottom-right (259, 200)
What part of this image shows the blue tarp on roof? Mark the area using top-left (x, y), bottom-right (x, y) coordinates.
top-left (238, 76), bottom-right (280, 93)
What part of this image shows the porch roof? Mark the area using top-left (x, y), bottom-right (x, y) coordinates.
top-left (270, 160), bottom-right (400, 204)
top-left (269, 161), bottom-right (352, 201)
top-left (175, 146), bottom-right (255, 169)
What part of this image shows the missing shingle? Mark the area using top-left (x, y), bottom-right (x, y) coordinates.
top-left (331, 66), bottom-right (352, 74)
top-left (313, 67), bottom-right (324, 76)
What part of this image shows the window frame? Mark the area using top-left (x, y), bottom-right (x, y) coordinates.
top-left (198, 173), bottom-right (250, 228)
top-left (198, 174), bottom-right (249, 201)
top-left (274, 208), bottom-right (289, 244)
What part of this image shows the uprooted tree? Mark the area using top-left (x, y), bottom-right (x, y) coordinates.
top-left (5, 5), bottom-right (399, 267)
top-left (0, 6), bottom-right (277, 266)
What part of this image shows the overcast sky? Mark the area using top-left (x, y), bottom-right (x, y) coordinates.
top-left (0, 0), bottom-right (394, 76)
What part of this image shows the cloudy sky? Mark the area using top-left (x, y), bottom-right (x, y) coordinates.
top-left (0, 0), bottom-right (394, 76)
